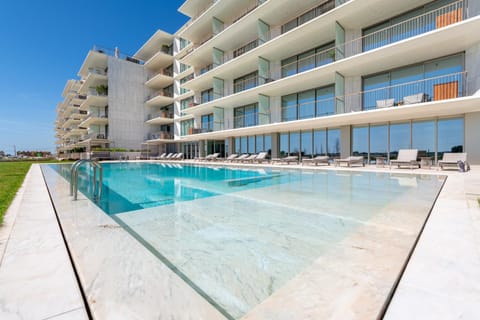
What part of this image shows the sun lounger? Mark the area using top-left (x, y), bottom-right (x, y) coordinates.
top-left (376, 99), bottom-right (395, 109)
top-left (205, 153), bottom-right (220, 161)
top-left (232, 154), bottom-right (249, 162)
top-left (149, 153), bottom-right (165, 160)
top-left (242, 154), bottom-right (258, 163)
top-left (223, 154), bottom-right (238, 162)
top-left (334, 156), bottom-right (364, 167)
top-left (438, 152), bottom-right (468, 170)
top-left (271, 155), bottom-right (298, 165)
top-left (254, 152), bottom-right (269, 163)
top-left (174, 153), bottom-right (184, 160)
top-left (389, 149), bottom-right (420, 169)
top-left (403, 93), bottom-right (425, 105)
top-left (302, 155), bottom-right (330, 166)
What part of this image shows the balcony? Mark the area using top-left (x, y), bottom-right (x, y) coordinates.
top-left (79, 133), bottom-right (109, 143)
top-left (78, 49), bottom-right (108, 78)
top-left (145, 89), bottom-right (174, 106)
top-left (144, 48), bottom-right (174, 70)
top-left (231, 112), bottom-right (270, 129)
top-left (80, 88), bottom-right (108, 110)
top-left (79, 113), bottom-right (108, 128)
top-left (145, 111), bottom-right (174, 125)
top-left (146, 131), bottom-right (174, 141)
top-left (145, 69), bottom-right (174, 88)
top-left (234, 74), bottom-right (272, 94)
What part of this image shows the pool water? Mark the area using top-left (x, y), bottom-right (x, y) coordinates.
top-left (49, 163), bottom-right (445, 319)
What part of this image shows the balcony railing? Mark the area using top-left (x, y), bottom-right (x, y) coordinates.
top-left (230, 112), bottom-right (270, 129)
top-left (145, 89), bottom-right (174, 102)
top-left (281, 97), bottom-right (335, 122)
top-left (281, 47), bottom-right (336, 78)
top-left (147, 68), bottom-right (174, 80)
top-left (80, 133), bottom-right (108, 141)
top-left (146, 111), bottom-right (174, 120)
top-left (278, 71), bottom-right (466, 124)
top-left (361, 71), bottom-right (466, 110)
top-left (87, 89), bottom-right (107, 97)
top-left (234, 74), bottom-right (273, 93)
top-left (147, 131), bottom-right (173, 140)
top-left (88, 68), bottom-right (107, 76)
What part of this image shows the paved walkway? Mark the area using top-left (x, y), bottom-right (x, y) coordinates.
top-left (0, 165), bottom-right (88, 320)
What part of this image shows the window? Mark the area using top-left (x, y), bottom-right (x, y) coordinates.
top-left (352, 126), bottom-right (369, 157)
top-left (201, 114), bottom-right (213, 132)
top-left (438, 118), bottom-right (464, 158)
top-left (281, 85), bottom-right (335, 121)
top-left (234, 71), bottom-right (258, 93)
top-left (281, 0), bottom-right (335, 34)
top-left (389, 122), bottom-right (411, 159)
top-left (362, 0), bottom-right (464, 51)
top-left (327, 129), bottom-right (341, 158)
top-left (369, 124), bottom-right (388, 160)
top-left (412, 120), bottom-right (435, 158)
top-left (234, 103), bottom-right (258, 128)
top-left (362, 53), bottom-right (464, 110)
top-left (201, 88), bottom-right (213, 103)
top-left (281, 42), bottom-right (335, 78)
top-left (314, 130), bottom-right (327, 156)
top-left (180, 119), bottom-right (194, 136)
top-left (301, 131), bottom-right (313, 158)
top-left (181, 97), bottom-right (194, 110)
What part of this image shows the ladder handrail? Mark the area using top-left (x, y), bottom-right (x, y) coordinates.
top-left (70, 159), bottom-right (103, 201)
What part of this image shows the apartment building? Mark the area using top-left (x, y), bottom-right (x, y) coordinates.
top-left (55, 47), bottom-right (148, 159)
top-left (56, 0), bottom-right (480, 164)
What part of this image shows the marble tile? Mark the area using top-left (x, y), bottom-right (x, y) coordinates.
top-left (46, 308), bottom-right (89, 320)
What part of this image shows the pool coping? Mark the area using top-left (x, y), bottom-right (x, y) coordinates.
top-left (0, 162), bottom-right (479, 319)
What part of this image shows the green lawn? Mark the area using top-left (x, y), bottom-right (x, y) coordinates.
top-left (0, 162), bottom-right (32, 224)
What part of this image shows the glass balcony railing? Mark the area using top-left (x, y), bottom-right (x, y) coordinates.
top-left (145, 89), bottom-right (174, 102)
top-left (147, 131), bottom-right (173, 140)
top-left (146, 111), bottom-right (174, 121)
top-left (231, 112), bottom-right (270, 129)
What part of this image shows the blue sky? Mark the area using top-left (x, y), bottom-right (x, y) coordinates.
top-left (0, 0), bottom-right (187, 155)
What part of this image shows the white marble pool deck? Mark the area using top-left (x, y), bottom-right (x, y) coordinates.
top-left (0, 162), bottom-right (478, 319)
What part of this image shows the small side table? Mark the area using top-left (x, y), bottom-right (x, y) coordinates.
top-left (420, 157), bottom-right (432, 169)
top-left (376, 156), bottom-right (386, 168)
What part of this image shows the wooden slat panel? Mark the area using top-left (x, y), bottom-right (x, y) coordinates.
top-left (436, 8), bottom-right (463, 28)
top-left (434, 81), bottom-right (458, 101)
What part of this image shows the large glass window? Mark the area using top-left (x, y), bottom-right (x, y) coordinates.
top-left (201, 114), bottom-right (213, 132)
top-left (247, 136), bottom-right (255, 154)
top-left (180, 119), bottom-right (194, 136)
top-left (389, 122), bottom-right (411, 159)
top-left (281, 0), bottom-right (335, 34)
top-left (201, 88), bottom-right (213, 103)
top-left (240, 136), bottom-right (247, 154)
top-left (235, 138), bottom-right (241, 154)
top-left (264, 135), bottom-right (272, 156)
top-left (234, 103), bottom-right (258, 128)
top-left (363, 53), bottom-right (464, 110)
top-left (327, 129), bottom-right (341, 158)
top-left (301, 131), bottom-right (313, 158)
top-left (412, 120), bottom-right (435, 158)
top-left (314, 130), bottom-right (327, 156)
top-left (370, 124), bottom-right (388, 160)
top-left (255, 135), bottom-right (264, 153)
top-left (438, 118), bottom-right (464, 158)
top-left (282, 85), bottom-right (335, 121)
top-left (181, 97), bottom-right (194, 110)
top-left (363, 0), bottom-right (464, 51)
top-left (281, 41), bottom-right (335, 78)
top-left (289, 132), bottom-right (300, 156)
top-left (234, 71), bottom-right (258, 93)
top-left (279, 133), bottom-right (289, 157)
top-left (352, 126), bottom-right (369, 157)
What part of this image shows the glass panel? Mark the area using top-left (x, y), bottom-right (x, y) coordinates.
top-left (289, 132), bottom-right (300, 156)
top-left (255, 135), bottom-right (264, 153)
top-left (247, 136), bottom-right (255, 154)
top-left (391, 65), bottom-right (424, 104)
top-left (244, 104), bottom-right (258, 127)
top-left (437, 118), bottom-right (464, 159)
top-left (389, 122), bottom-right (411, 159)
top-left (327, 129), bottom-right (341, 158)
top-left (298, 49), bottom-right (315, 73)
top-left (235, 137), bottom-right (241, 154)
top-left (412, 120), bottom-right (435, 158)
top-left (298, 90), bottom-right (315, 119)
top-left (316, 85), bottom-right (335, 116)
top-left (281, 56), bottom-right (297, 78)
top-left (363, 21), bottom-right (390, 51)
top-left (316, 43), bottom-right (335, 67)
top-left (281, 94), bottom-right (297, 122)
top-left (352, 126), bottom-right (368, 158)
top-left (313, 129), bottom-right (327, 156)
top-left (363, 73), bottom-right (390, 110)
top-left (234, 107), bottom-right (245, 128)
top-left (240, 136), bottom-right (247, 154)
top-left (370, 124), bottom-right (388, 161)
top-left (425, 54), bottom-right (463, 101)
top-left (282, 18), bottom-right (298, 34)
top-left (301, 131), bottom-right (313, 158)
top-left (264, 135), bottom-right (272, 156)
top-left (279, 133), bottom-right (289, 157)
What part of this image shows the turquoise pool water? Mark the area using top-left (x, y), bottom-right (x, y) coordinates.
top-left (48, 163), bottom-right (445, 319)
top-left (51, 162), bottom-right (287, 214)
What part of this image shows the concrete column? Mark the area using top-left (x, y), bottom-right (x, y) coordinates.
top-left (465, 112), bottom-right (480, 164)
top-left (271, 132), bottom-right (279, 158)
top-left (340, 125), bottom-right (351, 158)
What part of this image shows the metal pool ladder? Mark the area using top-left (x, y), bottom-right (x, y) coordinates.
top-left (70, 160), bottom-right (103, 201)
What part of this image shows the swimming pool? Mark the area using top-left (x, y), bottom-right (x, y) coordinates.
top-left (47, 163), bottom-right (445, 319)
